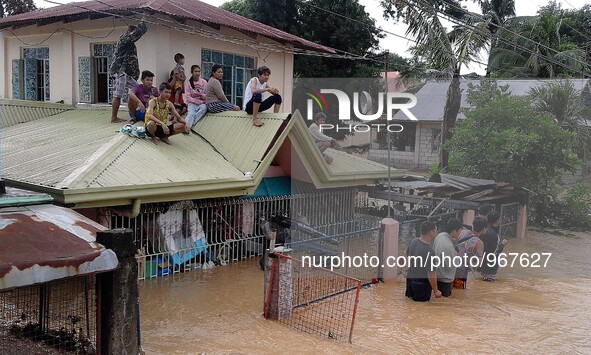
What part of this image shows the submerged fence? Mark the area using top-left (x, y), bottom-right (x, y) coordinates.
top-left (264, 253), bottom-right (361, 343)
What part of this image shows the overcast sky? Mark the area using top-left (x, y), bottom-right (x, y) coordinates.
top-left (35, 0), bottom-right (586, 74)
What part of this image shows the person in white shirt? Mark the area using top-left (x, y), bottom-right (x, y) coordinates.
top-left (243, 66), bottom-right (282, 127)
top-left (432, 218), bottom-right (463, 297)
top-left (308, 112), bottom-right (336, 164)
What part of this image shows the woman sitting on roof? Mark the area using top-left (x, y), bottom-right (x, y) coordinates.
top-left (204, 64), bottom-right (240, 114)
top-left (183, 64), bottom-right (208, 133)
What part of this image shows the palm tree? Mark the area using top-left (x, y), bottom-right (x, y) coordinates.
top-left (529, 81), bottom-right (591, 170)
top-left (479, 0), bottom-right (516, 75)
top-left (381, 0), bottom-right (491, 168)
top-left (490, 3), bottom-right (587, 78)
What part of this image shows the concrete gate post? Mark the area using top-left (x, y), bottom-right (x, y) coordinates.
top-left (264, 247), bottom-right (293, 321)
top-left (381, 218), bottom-right (399, 281)
top-left (462, 209), bottom-right (475, 227)
top-left (96, 229), bottom-right (140, 355)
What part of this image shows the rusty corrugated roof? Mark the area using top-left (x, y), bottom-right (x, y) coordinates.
top-left (0, 204), bottom-right (118, 290)
top-left (0, 0), bottom-right (334, 54)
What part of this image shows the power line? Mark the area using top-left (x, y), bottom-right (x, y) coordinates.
top-left (32, 0), bottom-right (369, 61)
top-left (0, 17), bottom-right (117, 45)
top-left (406, 0), bottom-right (590, 73)
top-left (300, 0), bottom-right (588, 77)
top-left (297, 0), bottom-right (494, 70)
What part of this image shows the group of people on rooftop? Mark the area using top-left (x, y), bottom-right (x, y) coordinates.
top-left (406, 205), bottom-right (508, 302)
top-left (109, 15), bottom-right (281, 144)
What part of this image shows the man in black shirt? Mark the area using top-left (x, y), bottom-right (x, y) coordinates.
top-left (479, 210), bottom-right (508, 281)
top-left (405, 221), bottom-right (442, 301)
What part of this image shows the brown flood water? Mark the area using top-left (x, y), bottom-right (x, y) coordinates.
top-left (140, 229), bottom-right (591, 354)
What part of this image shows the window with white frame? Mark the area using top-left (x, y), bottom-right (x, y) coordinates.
top-left (201, 49), bottom-right (256, 108)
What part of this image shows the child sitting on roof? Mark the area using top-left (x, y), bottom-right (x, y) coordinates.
top-left (308, 112), bottom-right (335, 164)
top-left (144, 82), bottom-right (188, 145)
top-left (243, 66), bottom-right (282, 127)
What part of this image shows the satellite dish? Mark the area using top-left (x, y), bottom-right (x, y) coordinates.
top-left (359, 91), bottom-right (372, 115)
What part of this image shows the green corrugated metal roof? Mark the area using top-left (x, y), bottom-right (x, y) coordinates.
top-left (1, 108), bottom-right (256, 206)
top-left (195, 111), bottom-right (288, 173)
top-left (287, 112), bottom-right (405, 188)
top-left (1, 103), bottom-right (402, 207)
top-left (0, 99), bottom-right (72, 128)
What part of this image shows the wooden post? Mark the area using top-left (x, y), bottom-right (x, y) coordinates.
top-left (517, 204), bottom-right (527, 239)
top-left (96, 229), bottom-right (139, 355)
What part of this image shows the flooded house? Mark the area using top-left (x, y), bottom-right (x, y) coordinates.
top-left (0, 0), bottom-right (410, 282)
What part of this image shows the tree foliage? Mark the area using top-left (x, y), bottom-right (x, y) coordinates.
top-left (221, 0), bottom-right (383, 78)
top-left (0, 0), bottom-right (36, 18)
top-left (446, 80), bottom-right (583, 226)
top-left (529, 81), bottom-right (591, 164)
top-left (490, 1), bottom-right (589, 78)
top-left (448, 80), bottom-right (579, 188)
top-left (221, 0), bottom-right (298, 34)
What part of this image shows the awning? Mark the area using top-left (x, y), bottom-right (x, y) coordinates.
top-left (0, 204), bottom-right (118, 290)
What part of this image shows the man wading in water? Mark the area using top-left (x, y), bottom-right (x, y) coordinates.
top-left (405, 221), bottom-right (442, 301)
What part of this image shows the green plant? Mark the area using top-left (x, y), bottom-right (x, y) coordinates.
top-left (427, 161), bottom-right (445, 180)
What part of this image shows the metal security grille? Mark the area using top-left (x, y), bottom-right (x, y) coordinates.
top-left (354, 190), bottom-right (460, 257)
top-left (0, 277), bottom-right (97, 354)
top-left (289, 218), bottom-right (382, 284)
top-left (104, 189), bottom-right (368, 281)
top-left (499, 202), bottom-right (519, 239)
top-left (265, 253), bottom-right (361, 343)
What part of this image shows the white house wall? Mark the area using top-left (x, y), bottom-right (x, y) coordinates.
top-left (0, 31), bottom-right (5, 98)
top-left (2, 25), bottom-right (75, 103)
top-left (1, 16), bottom-right (294, 111)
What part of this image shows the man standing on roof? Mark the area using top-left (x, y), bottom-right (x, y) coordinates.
top-left (109, 13), bottom-right (148, 123)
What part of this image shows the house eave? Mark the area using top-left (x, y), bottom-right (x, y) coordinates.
top-left (5, 178), bottom-right (256, 208)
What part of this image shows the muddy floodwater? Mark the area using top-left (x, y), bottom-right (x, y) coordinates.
top-left (140, 229), bottom-right (591, 354)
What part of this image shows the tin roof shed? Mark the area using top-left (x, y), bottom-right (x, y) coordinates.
top-left (0, 200), bottom-right (118, 290)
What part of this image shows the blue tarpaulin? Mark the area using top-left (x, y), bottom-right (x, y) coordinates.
top-left (244, 177), bottom-right (291, 198)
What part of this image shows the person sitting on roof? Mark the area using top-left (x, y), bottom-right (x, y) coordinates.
top-left (308, 112), bottom-right (335, 164)
top-left (204, 64), bottom-right (240, 114)
top-left (183, 64), bottom-right (208, 132)
top-left (243, 66), bottom-right (282, 127)
top-left (144, 82), bottom-right (188, 145)
top-left (128, 70), bottom-right (159, 123)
